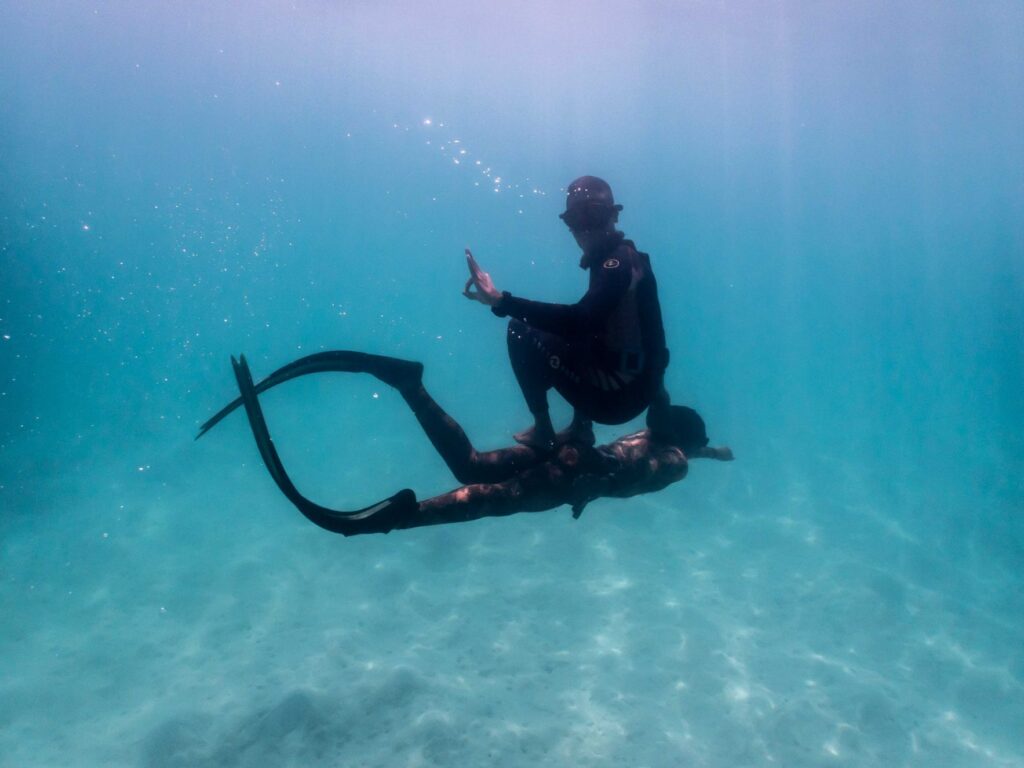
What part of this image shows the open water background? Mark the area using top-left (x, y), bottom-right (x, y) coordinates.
top-left (2, 2), bottom-right (1022, 766)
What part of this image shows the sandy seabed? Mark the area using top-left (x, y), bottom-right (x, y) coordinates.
top-left (1, 437), bottom-right (1022, 768)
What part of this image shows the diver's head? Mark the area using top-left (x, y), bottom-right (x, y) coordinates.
top-left (654, 405), bottom-right (710, 454)
top-left (559, 176), bottom-right (622, 248)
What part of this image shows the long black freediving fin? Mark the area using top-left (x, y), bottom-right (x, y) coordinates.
top-left (230, 354), bottom-right (417, 536)
top-left (197, 351), bottom-right (422, 439)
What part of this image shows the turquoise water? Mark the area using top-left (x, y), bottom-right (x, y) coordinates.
top-left (2, 2), bottom-right (1022, 765)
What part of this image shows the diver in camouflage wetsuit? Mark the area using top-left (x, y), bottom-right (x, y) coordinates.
top-left (203, 352), bottom-right (731, 536)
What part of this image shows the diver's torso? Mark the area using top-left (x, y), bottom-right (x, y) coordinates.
top-left (585, 239), bottom-right (666, 366)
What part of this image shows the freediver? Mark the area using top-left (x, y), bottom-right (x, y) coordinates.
top-left (464, 176), bottom-right (672, 452)
top-left (199, 351), bottom-right (732, 537)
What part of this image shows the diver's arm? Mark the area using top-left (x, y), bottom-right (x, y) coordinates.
top-left (463, 247), bottom-right (632, 335)
top-left (490, 256), bottom-right (631, 335)
top-left (692, 445), bottom-right (735, 461)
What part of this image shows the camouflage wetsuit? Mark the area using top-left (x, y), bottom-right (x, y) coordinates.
top-left (222, 352), bottom-right (698, 538)
top-left (369, 382), bottom-right (689, 533)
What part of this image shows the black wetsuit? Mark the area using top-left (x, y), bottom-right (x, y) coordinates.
top-left (492, 232), bottom-right (669, 425)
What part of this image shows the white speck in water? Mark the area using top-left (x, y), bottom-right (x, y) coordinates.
top-left (372, 392), bottom-right (380, 399)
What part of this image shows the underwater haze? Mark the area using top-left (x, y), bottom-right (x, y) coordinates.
top-left (2, 1), bottom-right (1023, 765)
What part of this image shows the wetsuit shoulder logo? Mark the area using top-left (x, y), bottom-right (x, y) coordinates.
top-left (602, 258), bottom-right (620, 269)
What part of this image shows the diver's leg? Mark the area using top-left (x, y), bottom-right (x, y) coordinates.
top-left (399, 383), bottom-right (541, 484)
top-left (387, 459), bottom-right (574, 531)
top-left (558, 410), bottom-right (595, 447)
top-left (645, 380), bottom-right (673, 442)
top-left (506, 320), bottom-right (559, 450)
top-left (513, 415), bottom-right (556, 453)
top-left (290, 449), bottom-right (577, 537)
top-left (644, 349), bottom-right (673, 439)
top-left (398, 383), bottom-right (475, 478)
top-left (551, 358), bottom-right (654, 427)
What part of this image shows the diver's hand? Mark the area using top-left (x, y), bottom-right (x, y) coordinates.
top-left (695, 445), bottom-right (735, 461)
top-left (463, 249), bottom-right (501, 307)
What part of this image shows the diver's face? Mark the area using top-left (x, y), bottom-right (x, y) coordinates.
top-left (561, 203), bottom-right (616, 251)
top-left (570, 222), bottom-right (615, 252)
top-left (571, 228), bottom-right (600, 250)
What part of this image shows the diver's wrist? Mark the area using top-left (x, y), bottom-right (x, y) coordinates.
top-left (490, 291), bottom-right (512, 317)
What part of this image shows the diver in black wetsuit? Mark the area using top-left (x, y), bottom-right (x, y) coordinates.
top-left (200, 351), bottom-right (732, 537)
top-left (464, 176), bottom-right (672, 452)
